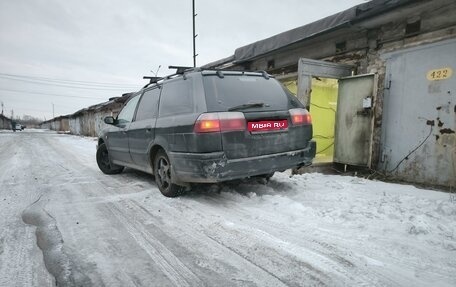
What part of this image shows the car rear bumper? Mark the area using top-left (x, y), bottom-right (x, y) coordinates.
top-left (169, 140), bottom-right (316, 183)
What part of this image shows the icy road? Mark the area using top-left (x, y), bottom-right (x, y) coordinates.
top-left (0, 129), bottom-right (455, 287)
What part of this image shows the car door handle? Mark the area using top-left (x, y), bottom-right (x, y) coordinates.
top-left (146, 128), bottom-right (152, 133)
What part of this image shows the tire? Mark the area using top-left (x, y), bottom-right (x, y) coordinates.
top-left (96, 143), bottom-right (124, 174)
top-left (153, 150), bottom-right (184, 197)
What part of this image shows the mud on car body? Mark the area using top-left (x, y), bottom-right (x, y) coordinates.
top-left (97, 67), bottom-right (316, 197)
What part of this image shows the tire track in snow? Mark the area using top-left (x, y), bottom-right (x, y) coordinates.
top-left (193, 183), bottom-right (431, 287)
top-left (18, 132), bottom-right (454, 286)
top-left (127, 198), bottom-right (333, 286)
top-left (0, 132), bottom-right (54, 287)
top-left (22, 193), bottom-right (95, 287)
top-left (0, 225), bottom-right (34, 287)
top-left (105, 202), bottom-right (204, 287)
top-left (171, 189), bottom-right (391, 286)
top-left (201, 220), bottom-right (333, 286)
top-left (25, 134), bottom-right (179, 285)
top-left (41, 136), bottom-right (288, 286)
top-left (127, 199), bottom-right (290, 287)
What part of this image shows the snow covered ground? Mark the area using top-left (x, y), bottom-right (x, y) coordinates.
top-left (0, 129), bottom-right (455, 286)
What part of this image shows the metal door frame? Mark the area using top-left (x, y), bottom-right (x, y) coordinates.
top-left (334, 73), bottom-right (378, 167)
top-left (297, 58), bottom-right (353, 108)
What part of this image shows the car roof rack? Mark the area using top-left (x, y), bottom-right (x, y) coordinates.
top-left (260, 70), bottom-right (270, 79)
top-left (141, 66), bottom-right (197, 89)
top-left (143, 76), bottom-right (163, 84)
top-left (168, 65), bottom-right (194, 74)
top-left (200, 68), bottom-right (272, 79)
top-left (141, 67), bottom-right (271, 89)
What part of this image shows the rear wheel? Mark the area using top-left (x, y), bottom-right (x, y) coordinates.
top-left (154, 150), bottom-right (184, 197)
top-left (96, 143), bottom-right (124, 174)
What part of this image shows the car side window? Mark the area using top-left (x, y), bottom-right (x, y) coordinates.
top-left (135, 88), bottom-right (160, 121)
top-left (159, 78), bottom-right (194, 117)
top-left (117, 95), bottom-right (140, 124)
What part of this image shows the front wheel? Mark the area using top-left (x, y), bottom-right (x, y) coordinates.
top-left (96, 143), bottom-right (124, 174)
top-left (153, 150), bottom-right (184, 197)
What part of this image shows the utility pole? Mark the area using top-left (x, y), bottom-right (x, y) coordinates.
top-left (192, 0), bottom-right (198, 67)
top-left (52, 103), bottom-right (55, 130)
top-left (1, 101), bottom-right (3, 115)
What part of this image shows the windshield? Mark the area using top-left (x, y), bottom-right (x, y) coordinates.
top-left (202, 75), bottom-right (295, 112)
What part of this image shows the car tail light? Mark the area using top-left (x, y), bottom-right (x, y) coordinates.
top-left (194, 112), bottom-right (246, 133)
top-left (194, 113), bottom-right (220, 133)
top-left (289, 108), bottom-right (312, 125)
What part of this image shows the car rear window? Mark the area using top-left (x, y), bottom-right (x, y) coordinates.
top-left (202, 74), bottom-right (293, 112)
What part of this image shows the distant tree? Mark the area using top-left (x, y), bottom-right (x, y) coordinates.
top-left (17, 114), bottom-right (42, 128)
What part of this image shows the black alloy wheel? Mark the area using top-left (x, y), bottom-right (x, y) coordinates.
top-left (96, 143), bottom-right (124, 174)
top-left (154, 150), bottom-right (184, 197)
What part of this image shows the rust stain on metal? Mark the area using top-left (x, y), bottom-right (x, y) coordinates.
top-left (437, 118), bottom-right (444, 127)
top-left (440, 128), bottom-right (455, 134)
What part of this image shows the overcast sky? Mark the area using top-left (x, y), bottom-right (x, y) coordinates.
top-left (0, 0), bottom-right (366, 121)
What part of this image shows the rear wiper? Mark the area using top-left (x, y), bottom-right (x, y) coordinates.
top-left (228, 102), bottom-right (266, 111)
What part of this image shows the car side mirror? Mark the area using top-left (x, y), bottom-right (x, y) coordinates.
top-left (104, 116), bottom-right (115, 125)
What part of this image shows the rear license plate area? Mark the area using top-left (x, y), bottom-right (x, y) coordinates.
top-left (247, 120), bottom-right (288, 132)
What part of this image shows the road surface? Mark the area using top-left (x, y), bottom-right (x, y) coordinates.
top-left (0, 129), bottom-right (455, 286)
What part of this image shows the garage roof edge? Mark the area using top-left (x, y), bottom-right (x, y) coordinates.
top-left (233, 0), bottom-right (420, 63)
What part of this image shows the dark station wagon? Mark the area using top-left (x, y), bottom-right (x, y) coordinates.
top-left (97, 68), bottom-right (316, 197)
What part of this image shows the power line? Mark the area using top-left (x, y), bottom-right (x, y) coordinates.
top-left (0, 75), bottom-right (137, 91)
top-left (0, 88), bottom-right (108, 100)
top-left (6, 106), bottom-right (59, 113)
top-left (0, 72), bottom-right (139, 88)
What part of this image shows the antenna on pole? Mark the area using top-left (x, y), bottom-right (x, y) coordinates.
top-left (192, 0), bottom-right (198, 67)
top-left (151, 65), bottom-right (161, 77)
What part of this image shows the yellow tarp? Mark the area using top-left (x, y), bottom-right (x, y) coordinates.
top-left (280, 77), bottom-right (338, 163)
top-left (310, 77), bottom-right (338, 163)
top-left (282, 79), bottom-right (298, 95)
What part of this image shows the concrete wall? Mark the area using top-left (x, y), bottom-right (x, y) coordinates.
top-left (53, 120), bottom-right (61, 131)
top-left (60, 118), bottom-right (69, 131)
top-left (0, 115), bottom-right (12, 130)
top-left (69, 116), bottom-right (82, 135)
top-left (67, 102), bottom-right (124, 137)
top-left (39, 117), bottom-right (69, 132)
top-left (94, 110), bottom-right (116, 137)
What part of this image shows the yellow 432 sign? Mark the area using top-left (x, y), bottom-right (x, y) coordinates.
top-left (427, 67), bottom-right (452, 81)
